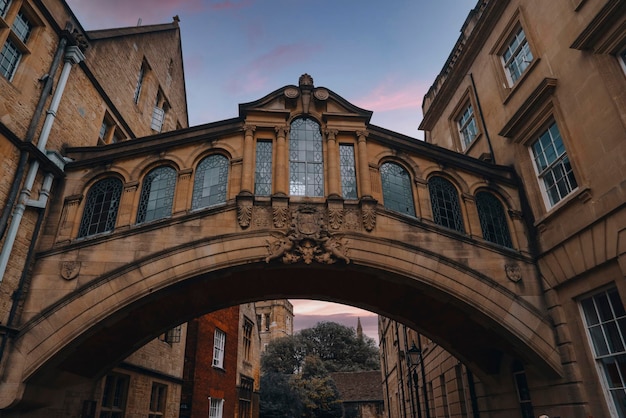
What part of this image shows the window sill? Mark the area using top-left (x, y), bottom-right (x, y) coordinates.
top-left (534, 185), bottom-right (591, 228)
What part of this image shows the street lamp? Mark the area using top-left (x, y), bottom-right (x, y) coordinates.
top-left (406, 343), bottom-right (430, 418)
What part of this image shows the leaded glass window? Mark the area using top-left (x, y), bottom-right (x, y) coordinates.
top-left (380, 162), bottom-right (415, 216)
top-left (531, 121), bottom-right (577, 207)
top-left (192, 154), bottom-right (228, 209)
top-left (78, 178), bottom-right (122, 238)
top-left (136, 166), bottom-right (176, 223)
top-left (428, 176), bottom-right (465, 233)
top-left (581, 288), bottom-right (626, 418)
top-left (502, 26), bottom-right (533, 85)
top-left (340, 144), bottom-right (357, 199)
top-left (289, 118), bottom-right (324, 196)
top-left (476, 192), bottom-right (513, 248)
top-left (255, 140), bottom-right (272, 196)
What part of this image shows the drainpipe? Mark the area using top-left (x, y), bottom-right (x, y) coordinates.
top-left (0, 35), bottom-right (68, 240)
top-left (468, 73), bottom-right (496, 164)
top-left (0, 45), bottom-right (84, 282)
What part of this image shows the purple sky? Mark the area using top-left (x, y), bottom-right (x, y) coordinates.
top-left (65, 0), bottom-right (477, 341)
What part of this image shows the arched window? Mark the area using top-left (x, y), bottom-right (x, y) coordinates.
top-left (380, 162), bottom-right (415, 216)
top-left (428, 176), bottom-right (465, 233)
top-left (136, 166), bottom-right (176, 223)
top-left (192, 154), bottom-right (229, 209)
top-left (289, 118), bottom-right (324, 196)
top-left (78, 178), bottom-right (123, 238)
top-left (475, 191), bottom-right (513, 248)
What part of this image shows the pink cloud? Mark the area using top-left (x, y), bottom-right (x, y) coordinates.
top-left (67, 0), bottom-right (205, 28)
top-left (209, 0), bottom-right (255, 11)
top-left (354, 77), bottom-right (428, 113)
top-left (225, 43), bottom-right (322, 95)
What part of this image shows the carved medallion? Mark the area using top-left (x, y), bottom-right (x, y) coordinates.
top-left (61, 261), bottom-right (81, 280)
top-left (284, 87), bottom-right (299, 99)
top-left (505, 263), bottom-right (522, 282)
top-left (314, 88), bottom-right (329, 101)
top-left (293, 205), bottom-right (323, 237)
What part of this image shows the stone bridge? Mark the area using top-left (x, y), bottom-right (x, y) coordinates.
top-left (0, 75), bottom-right (561, 409)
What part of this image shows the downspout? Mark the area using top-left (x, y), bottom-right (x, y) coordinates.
top-left (468, 73), bottom-right (496, 164)
top-left (0, 45), bottom-right (84, 281)
top-left (0, 35), bottom-right (68, 240)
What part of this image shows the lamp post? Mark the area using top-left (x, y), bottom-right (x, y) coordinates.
top-left (407, 343), bottom-right (430, 418)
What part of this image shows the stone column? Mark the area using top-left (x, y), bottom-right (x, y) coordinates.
top-left (56, 195), bottom-right (82, 243)
top-left (118, 181), bottom-right (139, 226)
top-left (325, 129), bottom-right (340, 197)
top-left (356, 131), bottom-right (372, 198)
top-left (241, 125), bottom-right (256, 193)
top-left (174, 168), bottom-right (193, 214)
top-left (462, 193), bottom-right (481, 238)
top-left (275, 125), bottom-right (289, 195)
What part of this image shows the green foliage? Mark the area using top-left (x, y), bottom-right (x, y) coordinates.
top-left (260, 321), bottom-right (380, 417)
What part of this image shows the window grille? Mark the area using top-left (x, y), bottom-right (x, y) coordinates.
top-left (458, 104), bottom-right (478, 149)
top-left (11, 11), bottom-right (32, 42)
top-left (100, 374), bottom-right (129, 418)
top-left (340, 144), bottom-right (357, 199)
top-left (502, 27), bottom-right (533, 84)
top-left (476, 192), bottom-right (513, 248)
top-left (151, 106), bottom-right (165, 132)
top-left (530, 121), bottom-right (577, 207)
top-left (254, 140), bottom-right (273, 196)
top-left (209, 398), bottom-right (224, 418)
top-left (192, 154), bottom-right (228, 209)
top-left (0, 0), bottom-right (11, 17)
top-left (148, 383), bottom-right (167, 418)
top-left (581, 287), bottom-right (626, 417)
top-left (380, 162), bottom-right (415, 216)
top-left (0, 38), bottom-right (20, 80)
top-left (289, 118), bottom-right (324, 196)
top-left (137, 166), bottom-right (176, 223)
top-left (78, 178), bottom-right (122, 238)
top-left (428, 176), bottom-right (464, 233)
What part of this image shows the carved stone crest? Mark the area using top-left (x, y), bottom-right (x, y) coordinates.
top-left (61, 261), bottom-right (81, 280)
top-left (505, 263), bottom-right (522, 282)
top-left (236, 194), bottom-right (254, 229)
top-left (265, 205), bottom-right (350, 264)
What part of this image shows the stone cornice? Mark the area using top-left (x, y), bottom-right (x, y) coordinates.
top-left (570, 0), bottom-right (626, 52)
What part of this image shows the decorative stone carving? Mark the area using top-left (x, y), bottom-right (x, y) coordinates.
top-left (328, 207), bottom-right (344, 230)
top-left (265, 205), bottom-right (350, 264)
top-left (505, 263), bottom-right (522, 282)
top-left (236, 193), bottom-right (254, 229)
top-left (314, 88), bottom-right (329, 101)
top-left (360, 198), bottom-right (377, 232)
top-left (299, 73), bottom-right (314, 86)
top-left (284, 87), bottom-right (299, 99)
top-left (273, 206), bottom-right (290, 228)
top-left (61, 261), bottom-right (81, 280)
top-left (253, 206), bottom-right (271, 228)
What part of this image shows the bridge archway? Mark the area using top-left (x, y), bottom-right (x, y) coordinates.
top-left (2, 225), bottom-right (559, 408)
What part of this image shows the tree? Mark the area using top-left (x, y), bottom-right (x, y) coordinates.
top-left (261, 335), bottom-right (305, 374)
top-left (259, 372), bottom-right (303, 418)
top-left (291, 355), bottom-right (343, 418)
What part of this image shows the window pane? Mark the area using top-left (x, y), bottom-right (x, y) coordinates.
top-left (79, 178), bottom-right (123, 237)
top-left (12, 12), bottom-right (32, 43)
top-left (137, 167), bottom-right (176, 223)
top-left (255, 140), bottom-right (273, 195)
top-left (0, 39), bottom-right (21, 80)
top-left (380, 162), bottom-right (415, 216)
top-left (289, 118), bottom-right (324, 196)
top-left (429, 176), bottom-right (464, 232)
top-left (192, 155), bottom-right (229, 209)
top-left (339, 144), bottom-right (357, 199)
top-left (476, 192), bottom-right (513, 247)
top-left (0, 0), bottom-right (11, 17)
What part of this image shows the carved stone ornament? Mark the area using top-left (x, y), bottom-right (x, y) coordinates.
top-left (237, 195), bottom-right (254, 228)
top-left (314, 88), bottom-right (329, 101)
top-left (265, 205), bottom-right (350, 264)
top-left (61, 261), bottom-right (81, 280)
top-left (284, 87), bottom-right (299, 99)
top-left (273, 206), bottom-right (290, 228)
top-left (328, 207), bottom-right (343, 230)
top-left (505, 263), bottom-right (522, 282)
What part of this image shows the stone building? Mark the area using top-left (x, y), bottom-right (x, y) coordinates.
top-left (380, 0), bottom-right (626, 417)
top-left (0, 0), bottom-right (188, 416)
top-left (331, 371), bottom-right (384, 418)
top-left (181, 303), bottom-right (261, 418)
top-left (255, 299), bottom-right (294, 350)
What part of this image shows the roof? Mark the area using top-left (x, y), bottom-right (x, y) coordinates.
top-left (86, 17), bottom-right (180, 41)
top-left (331, 371), bottom-right (383, 403)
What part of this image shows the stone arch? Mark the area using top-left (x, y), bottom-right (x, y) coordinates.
top-left (0, 229), bottom-right (562, 409)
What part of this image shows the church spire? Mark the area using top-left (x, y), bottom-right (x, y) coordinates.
top-left (357, 317), bottom-right (363, 340)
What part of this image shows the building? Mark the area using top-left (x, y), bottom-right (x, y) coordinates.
top-left (181, 303), bottom-right (261, 418)
top-left (255, 299), bottom-right (294, 351)
top-left (331, 371), bottom-right (384, 418)
top-left (0, 0), bottom-right (188, 416)
top-left (380, 0), bottom-right (626, 417)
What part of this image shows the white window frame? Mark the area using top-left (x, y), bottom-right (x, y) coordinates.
top-left (151, 106), bottom-right (165, 132)
top-left (0, 3), bottom-right (34, 82)
top-left (209, 397), bottom-right (224, 418)
top-left (457, 102), bottom-right (478, 150)
top-left (580, 287), bottom-right (626, 418)
top-left (501, 26), bottom-right (533, 86)
top-left (528, 120), bottom-right (578, 208)
top-left (213, 329), bottom-right (225, 368)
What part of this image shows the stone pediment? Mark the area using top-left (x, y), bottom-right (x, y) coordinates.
top-left (238, 73), bottom-right (373, 124)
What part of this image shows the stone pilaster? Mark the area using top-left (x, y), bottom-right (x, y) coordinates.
top-left (325, 129), bottom-right (340, 197)
top-left (241, 125), bottom-right (256, 193)
top-left (356, 131), bottom-right (372, 198)
top-left (275, 125), bottom-right (289, 195)
top-left (174, 168), bottom-right (193, 214)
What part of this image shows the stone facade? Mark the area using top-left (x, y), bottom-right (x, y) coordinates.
top-left (255, 299), bottom-right (294, 350)
top-left (381, 0), bottom-right (626, 417)
top-left (0, 0), bottom-right (188, 416)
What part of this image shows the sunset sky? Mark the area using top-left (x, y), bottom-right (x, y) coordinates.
top-left (65, 0), bottom-right (478, 341)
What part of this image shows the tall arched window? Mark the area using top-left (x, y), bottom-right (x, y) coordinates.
top-left (136, 166), bottom-right (176, 223)
top-left (428, 176), bottom-right (465, 233)
top-left (289, 118), bottom-right (324, 196)
top-left (476, 191), bottom-right (513, 248)
top-left (380, 162), bottom-right (415, 216)
top-left (192, 154), bottom-right (229, 209)
top-left (78, 178), bottom-right (123, 238)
